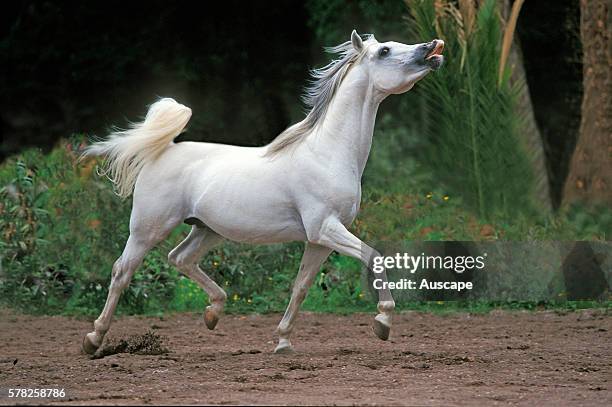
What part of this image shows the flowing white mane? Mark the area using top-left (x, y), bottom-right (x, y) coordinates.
top-left (264, 35), bottom-right (376, 156)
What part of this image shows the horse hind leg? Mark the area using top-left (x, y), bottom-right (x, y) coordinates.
top-left (275, 243), bottom-right (332, 353)
top-left (167, 225), bottom-right (226, 330)
top-left (83, 234), bottom-right (155, 354)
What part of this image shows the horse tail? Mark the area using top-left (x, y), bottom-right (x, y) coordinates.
top-left (82, 98), bottom-right (192, 198)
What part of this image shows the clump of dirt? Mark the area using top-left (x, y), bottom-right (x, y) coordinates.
top-left (92, 330), bottom-right (168, 359)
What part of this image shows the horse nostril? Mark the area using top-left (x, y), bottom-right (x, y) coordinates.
top-left (421, 42), bottom-right (434, 55)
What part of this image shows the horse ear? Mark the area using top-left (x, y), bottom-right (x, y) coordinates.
top-left (351, 30), bottom-right (363, 51)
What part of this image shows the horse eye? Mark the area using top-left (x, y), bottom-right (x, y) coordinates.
top-left (379, 47), bottom-right (390, 57)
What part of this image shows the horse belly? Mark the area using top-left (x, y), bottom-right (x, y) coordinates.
top-left (208, 218), bottom-right (306, 244)
top-left (192, 182), bottom-right (306, 244)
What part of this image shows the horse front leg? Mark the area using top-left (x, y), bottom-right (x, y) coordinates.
top-left (313, 217), bottom-right (395, 341)
top-left (275, 243), bottom-right (332, 353)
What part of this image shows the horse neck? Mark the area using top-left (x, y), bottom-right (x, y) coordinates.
top-left (307, 66), bottom-right (384, 178)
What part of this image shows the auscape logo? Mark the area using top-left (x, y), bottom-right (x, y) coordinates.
top-left (372, 278), bottom-right (473, 292)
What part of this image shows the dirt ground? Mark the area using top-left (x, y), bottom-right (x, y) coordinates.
top-left (0, 308), bottom-right (610, 406)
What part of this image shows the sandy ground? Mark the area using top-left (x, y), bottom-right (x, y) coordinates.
top-left (0, 308), bottom-right (610, 406)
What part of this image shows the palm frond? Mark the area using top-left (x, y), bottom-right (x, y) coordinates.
top-left (499, 0), bottom-right (525, 87)
top-left (406, 0), bottom-right (536, 219)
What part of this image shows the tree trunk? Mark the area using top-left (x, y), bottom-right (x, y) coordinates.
top-left (503, 0), bottom-right (553, 212)
top-left (563, 0), bottom-right (612, 205)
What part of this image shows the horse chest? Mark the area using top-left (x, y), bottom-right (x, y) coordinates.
top-left (314, 177), bottom-right (362, 224)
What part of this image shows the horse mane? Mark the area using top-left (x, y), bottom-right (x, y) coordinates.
top-left (264, 34), bottom-right (376, 156)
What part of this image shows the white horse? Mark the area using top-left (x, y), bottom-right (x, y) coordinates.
top-left (82, 30), bottom-right (444, 355)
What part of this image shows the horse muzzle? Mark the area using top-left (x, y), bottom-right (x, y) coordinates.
top-left (424, 39), bottom-right (445, 70)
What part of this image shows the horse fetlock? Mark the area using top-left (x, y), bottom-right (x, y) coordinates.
top-left (93, 319), bottom-right (109, 336)
top-left (277, 320), bottom-right (292, 337)
top-left (210, 294), bottom-right (226, 311)
top-left (217, 290), bottom-right (228, 304)
top-left (377, 300), bottom-right (395, 314)
top-left (274, 338), bottom-right (294, 354)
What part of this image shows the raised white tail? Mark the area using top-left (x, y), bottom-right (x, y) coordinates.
top-left (83, 98), bottom-right (192, 198)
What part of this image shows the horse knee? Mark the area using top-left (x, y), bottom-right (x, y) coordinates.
top-left (93, 318), bottom-right (109, 335)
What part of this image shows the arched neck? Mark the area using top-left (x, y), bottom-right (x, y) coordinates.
top-left (305, 66), bottom-right (385, 179)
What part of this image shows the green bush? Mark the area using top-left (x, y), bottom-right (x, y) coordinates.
top-left (409, 0), bottom-right (536, 219)
top-left (0, 142), bottom-right (167, 315)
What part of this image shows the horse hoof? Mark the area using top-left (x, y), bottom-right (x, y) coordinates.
top-left (274, 339), bottom-right (294, 354)
top-left (274, 344), bottom-right (295, 354)
top-left (82, 333), bottom-right (100, 355)
top-left (204, 306), bottom-right (219, 330)
top-left (372, 319), bottom-right (390, 341)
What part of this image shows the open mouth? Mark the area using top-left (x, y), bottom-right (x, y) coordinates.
top-left (425, 39), bottom-right (445, 69)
